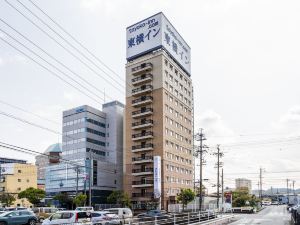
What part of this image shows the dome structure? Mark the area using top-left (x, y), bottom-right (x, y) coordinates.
top-left (44, 143), bottom-right (62, 154)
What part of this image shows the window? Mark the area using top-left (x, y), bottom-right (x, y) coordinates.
top-left (51, 213), bottom-right (63, 220)
top-left (18, 170), bottom-right (22, 173)
top-left (17, 187), bottom-right (21, 191)
top-left (18, 179), bottom-right (21, 182)
top-left (62, 213), bottom-right (74, 219)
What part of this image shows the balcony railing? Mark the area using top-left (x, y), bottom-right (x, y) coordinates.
top-left (132, 108), bottom-right (153, 116)
top-left (132, 63), bottom-right (152, 75)
top-left (132, 192), bottom-right (153, 198)
top-left (132, 74), bottom-right (153, 85)
top-left (132, 96), bottom-right (153, 107)
top-left (132, 131), bottom-right (153, 139)
top-left (132, 143), bottom-right (154, 152)
top-left (132, 180), bottom-right (154, 185)
top-left (132, 155), bottom-right (153, 162)
top-left (132, 119), bottom-right (153, 128)
top-left (132, 168), bottom-right (153, 173)
top-left (132, 85), bottom-right (153, 96)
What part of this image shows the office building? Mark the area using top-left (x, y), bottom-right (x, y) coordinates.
top-left (45, 101), bottom-right (124, 204)
top-left (235, 178), bottom-right (252, 193)
top-left (124, 13), bottom-right (194, 210)
top-left (0, 163), bottom-right (37, 207)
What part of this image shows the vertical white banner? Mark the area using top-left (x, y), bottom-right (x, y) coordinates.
top-left (153, 156), bottom-right (161, 199)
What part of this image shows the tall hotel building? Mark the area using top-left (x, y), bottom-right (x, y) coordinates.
top-left (124, 13), bottom-right (194, 210)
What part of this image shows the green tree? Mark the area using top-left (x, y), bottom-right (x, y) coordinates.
top-left (177, 188), bottom-right (195, 211)
top-left (0, 193), bottom-right (16, 206)
top-left (107, 191), bottom-right (131, 207)
top-left (232, 188), bottom-right (259, 207)
top-left (18, 187), bottom-right (45, 206)
top-left (73, 194), bottom-right (87, 207)
top-left (53, 193), bottom-right (73, 209)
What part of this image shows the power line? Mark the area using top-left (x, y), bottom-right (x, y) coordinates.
top-left (0, 141), bottom-right (116, 174)
top-left (0, 35), bottom-right (101, 105)
top-left (0, 17), bottom-right (114, 102)
top-left (5, 0), bottom-right (124, 94)
top-left (0, 110), bottom-right (61, 135)
top-left (0, 27), bottom-right (105, 102)
top-left (0, 99), bottom-right (59, 125)
top-left (26, 0), bottom-right (129, 86)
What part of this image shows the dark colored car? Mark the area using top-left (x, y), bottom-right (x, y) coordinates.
top-left (137, 210), bottom-right (169, 221)
top-left (0, 210), bottom-right (37, 225)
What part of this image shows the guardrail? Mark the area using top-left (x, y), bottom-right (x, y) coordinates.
top-left (130, 211), bottom-right (220, 225)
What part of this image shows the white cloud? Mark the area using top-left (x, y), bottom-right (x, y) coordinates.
top-left (196, 110), bottom-right (236, 145)
top-left (0, 57), bottom-right (3, 66)
top-left (272, 105), bottom-right (300, 136)
top-left (63, 91), bottom-right (76, 102)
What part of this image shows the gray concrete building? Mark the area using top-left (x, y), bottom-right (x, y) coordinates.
top-left (45, 101), bottom-right (124, 204)
top-left (235, 178), bottom-right (252, 193)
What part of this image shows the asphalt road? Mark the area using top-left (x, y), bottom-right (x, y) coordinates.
top-left (230, 205), bottom-right (291, 225)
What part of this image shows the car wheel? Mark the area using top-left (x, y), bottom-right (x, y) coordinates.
top-left (0, 222), bottom-right (7, 225)
top-left (105, 223), bottom-right (110, 225)
top-left (28, 219), bottom-right (36, 225)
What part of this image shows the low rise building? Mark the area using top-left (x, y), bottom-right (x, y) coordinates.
top-left (0, 163), bottom-right (37, 207)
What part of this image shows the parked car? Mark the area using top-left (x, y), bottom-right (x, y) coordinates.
top-left (32, 207), bottom-right (59, 222)
top-left (271, 201), bottom-right (279, 205)
top-left (262, 201), bottom-right (271, 206)
top-left (91, 211), bottom-right (120, 225)
top-left (41, 211), bottom-right (91, 224)
top-left (105, 208), bottom-right (133, 224)
top-left (75, 207), bottom-right (94, 212)
top-left (137, 210), bottom-right (169, 221)
top-left (0, 210), bottom-right (37, 225)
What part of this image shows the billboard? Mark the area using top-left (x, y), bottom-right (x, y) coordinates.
top-left (126, 12), bottom-right (191, 75)
top-left (153, 156), bottom-right (161, 199)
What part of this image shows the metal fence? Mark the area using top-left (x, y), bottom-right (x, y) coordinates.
top-left (130, 211), bottom-right (218, 225)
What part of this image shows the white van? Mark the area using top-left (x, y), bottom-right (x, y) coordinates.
top-left (105, 208), bottom-right (133, 224)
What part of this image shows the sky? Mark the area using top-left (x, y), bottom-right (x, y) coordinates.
top-left (0, 0), bottom-right (300, 191)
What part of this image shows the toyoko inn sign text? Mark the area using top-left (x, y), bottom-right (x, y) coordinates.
top-left (126, 12), bottom-right (191, 75)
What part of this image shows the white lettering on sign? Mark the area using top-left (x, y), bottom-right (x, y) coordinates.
top-left (126, 12), bottom-right (191, 75)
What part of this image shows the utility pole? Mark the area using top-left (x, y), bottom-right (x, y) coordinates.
top-left (293, 181), bottom-right (296, 196)
top-left (194, 128), bottom-right (208, 212)
top-left (75, 165), bottom-right (80, 196)
top-left (213, 145), bottom-right (224, 211)
top-left (221, 168), bottom-right (224, 212)
top-left (257, 182), bottom-right (260, 198)
top-left (259, 168), bottom-right (263, 203)
top-left (89, 152), bottom-right (92, 206)
top-left (287, 179), bottom-right (289, 203)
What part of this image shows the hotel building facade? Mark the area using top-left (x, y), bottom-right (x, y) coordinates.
top-left (124, 13), bottom-right (194, 210)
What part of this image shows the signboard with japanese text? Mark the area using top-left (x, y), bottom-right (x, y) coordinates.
top-left (153, 156), bottom-right (161, 199)
top-left (126, 12), bottom-right (191, 75)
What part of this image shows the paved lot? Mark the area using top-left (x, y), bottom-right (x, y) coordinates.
top-left (230, 205), bottom-right (291, 225)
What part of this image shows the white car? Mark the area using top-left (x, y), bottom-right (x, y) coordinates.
top-left (105, 208), bottom-right (133, 224)
top-left (91, 211), bottom-right (120, 225)
top-left (75, 207), bottom-right (94, 212)
top-left (41, 210), bottom-right (92, 224)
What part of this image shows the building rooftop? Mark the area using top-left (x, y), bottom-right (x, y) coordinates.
top-left (45, 143), bottom-right (62, 153)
